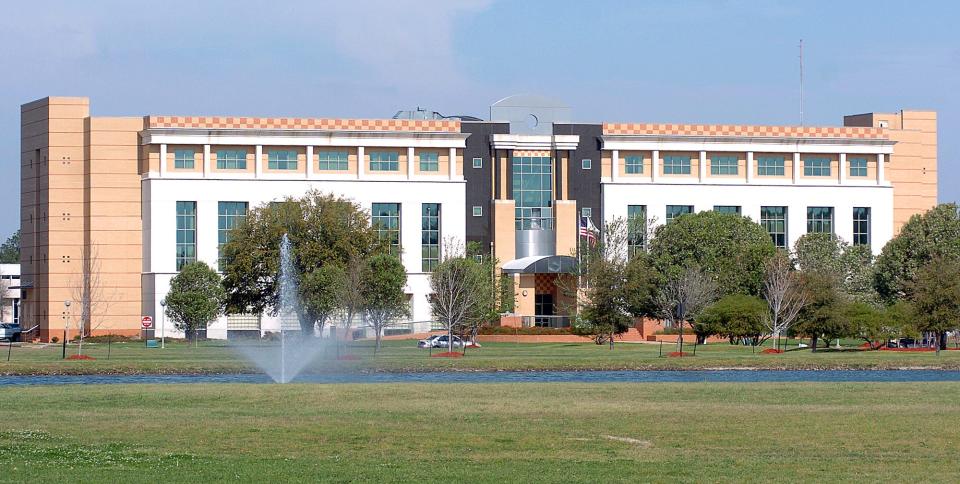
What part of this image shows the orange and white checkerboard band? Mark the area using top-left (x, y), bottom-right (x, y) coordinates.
top-left (147, 116), bottom-right (460, 133)
top-left (602, 123), bottom-right (886, 139)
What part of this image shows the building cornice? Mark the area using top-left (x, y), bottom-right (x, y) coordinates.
top-left (489, 134), bottom-right (579, 150)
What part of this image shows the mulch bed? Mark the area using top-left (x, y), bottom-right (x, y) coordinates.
top-left (66, 354), bottom-right (95, 360)
top-left (667, 352), bottom-right (694, 357)
top-left (880, 347), bottom-right (935, 352)
top-left (761, 348), bottom-right (784, 354)
top-left (431, 352), bottom-right (464, 358)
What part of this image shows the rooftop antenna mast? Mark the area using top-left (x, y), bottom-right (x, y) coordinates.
top-left (799, 39), bottom-right (804, 126)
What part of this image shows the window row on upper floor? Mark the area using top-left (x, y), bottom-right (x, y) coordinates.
top-left (605, 151), bottom-right (880, 179)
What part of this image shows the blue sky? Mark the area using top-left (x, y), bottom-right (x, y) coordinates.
top-left (1, 0), bottom-right (957, 238)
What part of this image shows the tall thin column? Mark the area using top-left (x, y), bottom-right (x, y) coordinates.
top-left (746, 151), bottom-right (754, 184)
top-left (159, 144), bottom-right (167, 176)
top-left (699, 151), bottom-right (706, 182)
top-left (877, 153), bottom-right (885, 185)
top-left (652, 150), bottom-right (660, 182)
top-left (611, 149), bottom-right (619, 182)
top-left (255, 145), bottom-right (263, 178)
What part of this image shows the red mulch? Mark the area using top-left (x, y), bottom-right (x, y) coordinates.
top-left (880, 347), bottom-right (935, 352)
top-left (431, 352), bottom-right (464, 358)
top-left (761, 348), bottom-right (784, 354)
top-left (336, 354), bottom-right (360, 361)
top-left (667, 351), bottom-right (694, 357)
top-left (66, 354), bottom-right (95, 360)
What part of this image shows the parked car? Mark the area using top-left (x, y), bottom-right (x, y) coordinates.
top-left (432, 335), bottom-right (464, 348)
top-left (0, 323), bottom-right (22, 342)
top-left (418, 335), bottom-right (442, 348)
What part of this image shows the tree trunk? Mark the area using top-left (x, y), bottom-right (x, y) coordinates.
top-left (374, 329), bottom-right (381, 355)
top-left (678, 324), bottom-right (684, 355)
top-left (608, 331), bottom-right (614, 350)
top-left (448, 325), bottom-right (454, 353)
top-left (811, 335), bottom-right (818, 353)
top-left (939, 331), bottom-right (947, 351)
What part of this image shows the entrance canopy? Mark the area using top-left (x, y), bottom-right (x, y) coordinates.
top-left (501, 255), bottom-right (578, 274)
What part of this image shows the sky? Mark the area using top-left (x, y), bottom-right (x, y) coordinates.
top-left (1, 0), bottom-right (957, 239)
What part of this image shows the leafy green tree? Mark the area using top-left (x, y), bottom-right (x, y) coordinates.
top-left (299, 264), bottom-right (346, 337)
top-left (0, 230), bottom-right (19, 263)
top-left (165, 262), bottom-right (227, 341)
top-left (361, 254), bottom-right (410, 353)
top-left (649, 211), bottom-right (776, 296)
top-left (845, 301), bottom-right (913, 350)
top-left (623, 251), bottom-right (660, 320)
top-left (697, 294), bottom-right (768, 345)
top-left (794, 233), bottom-right (876, 303)
top-left (793, 272), bottom-right (851, 352)
top-left (910, 257), bottom-right (960, 352)
top-left (221, 190), bottom-right (382, 333)
top-left (875, 203), bottom-right (960, 303)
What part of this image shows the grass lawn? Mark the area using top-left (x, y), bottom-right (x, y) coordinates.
top-left (3, 338), bottom-right (960, 376)
top-left (1, 382), bottom-right (958, 482)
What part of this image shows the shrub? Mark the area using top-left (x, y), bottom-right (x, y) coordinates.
top-left (50, 337), bottom-right (59, 343)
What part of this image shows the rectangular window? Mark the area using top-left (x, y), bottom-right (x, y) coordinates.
top-left (849, 157), bottom-right (868, 177)
top-left (419, 151), bottom-right (439, 172)
top-left (807, 206), bottom-right (834, 234)
top-left (711, 155), bottom-right (738, 175)
top-left (713, 205), bottom-right (741, 215)
top-left (853, 207), bottom-right (871, 247)
top-left (421, 203), bottom-right (440, 272)
top-left (317, 151), bottom-right (349, 171)
top-left (372, 203), bottom-right (401, 256)
top-left (761, 206), bottom-right (788, 248)
top-left (627, 205), bottom-right (647, 255)
top-left (803, 157), bottom-right (831, 177)
top-left (624, 155), bottom-right (644, 174)
top-left (176, 201), bottom-right (197, 271)
top-left (472, 157), bottom-right (483, 169)
top-left (757, 156), bottom-right (785, 176)
top-left (663, 155), bottom-right (692, 175)
top-left (218, 202), bottom-right (248, 270)
top-left (268, 150), bottom-right (298, 170)
top-left (666, 205), bottom-right (693, 223)
top-left (581, 159), bottom-right (592, 170)
top-left (370, 151), bottom-right (399, 171)
top-left (512, 156), bottom-right (553, 230)
top-left (216, 150), bottom-right (247, 170)
top-left (472, 206), bottom-right (483, 217)
top-left (581, 207), bottom-right (592, 218)
top-left (174, 149), bottom-right (195, 169)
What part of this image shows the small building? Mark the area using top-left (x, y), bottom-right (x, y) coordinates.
top-left (0, 264), bottom-right (21, 324)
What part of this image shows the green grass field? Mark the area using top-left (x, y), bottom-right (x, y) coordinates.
top-left (2, 338), bottom-right (960, 376)
top-left (1, 382), bottom-right (958, 482)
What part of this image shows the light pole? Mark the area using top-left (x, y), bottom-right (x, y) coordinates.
top-left (159, 299), bottom-right (166, 349)
top-left (62, 300), bottom-right (71, 359)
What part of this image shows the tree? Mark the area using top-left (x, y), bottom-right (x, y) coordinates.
top-left (298, 264), bottom-right (346, 338)
top-left (338, 256), bottom-right (366, 342)
top-left (165, 261), bottom-right (227, 342)
top-left (362, 254), bottom-right (409, 353)
top-left (793, 272), bottom-right (850, 352)
top-left (654, 266), bottom-right (718, 353)
top-left (763, 251), bottom-right (808, 349)
top-left (845, 302), bottom-right (908, 350)
top-left (794, 233), bottom-right (876, 303)
top-left (0, 230), bottom-right (19, 264)
top-left (221, 190), bottom-right (382, 335)
top-left (649, 211), bottom-right (776, 297)
top-left (565, 218), bottom-right (632, 349)
top-left (429, 251), bottom-right (490, 353)
top-left (697, 294), bottom-right (768, 346)
top-left (909, 257), bottom-right (960, 352)
top-left (69, 245), bottom-right (117, 356)
top-left (623, 251), bottom-right (660, 321)
top-left (874, 203), bottom-right (960, 303)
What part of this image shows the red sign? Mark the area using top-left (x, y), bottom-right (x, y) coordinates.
top-left (141, 316), bottom-right (153, 329)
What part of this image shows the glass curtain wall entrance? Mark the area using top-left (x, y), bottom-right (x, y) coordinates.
top-left (512, 156), bottom-right (553, 230)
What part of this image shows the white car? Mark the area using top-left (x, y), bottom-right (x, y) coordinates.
top-left (0, 323), bottom-right (22, 342)
top-left (417, 335), bottom-right (442, 348)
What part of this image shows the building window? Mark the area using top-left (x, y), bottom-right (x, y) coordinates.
top-left (713, 205), bottom-right (741, 215)
top-left (317, 151), bottom-right (348, 171)
top-left (268, 150), bottom-right (298, 170)
top-left (218, 202), bottom-right (248, 270)
top-left (581, 207), bottom-right (592, 218)
top-left (472, 157), bottom-right (483, 169)
top-left (849, 158), bottom-right (868, 177)
top-left (472, 206), bottom-right (483, 217)
top-left (803, 157), bottom-right (831, 177)
top-left (761, 206), bottom-right (787, 248)
top-left (581, 159), bottom-right (592, 170)
top-left (711, 156), bottom-right (738, 175)
top-left (421, 203), bottom-right (440, 272)
top-left (370, 151), bottom-right (399, 171)
top-left (174, 149), bottom-right (195, 169)
top-left (624, 155), bottom-right (643, 174)
top-left (666, 205), bottom-right (693, 223)
top-left (627, 205), bottom-right (647, 255)
top-left (420, 151), bottom-right (439, 172)
top-left (512, 156), bottom-right (553, 230)
top-left (176, 201), bottom-right (197, 271)
top-left (853, 207), bottom-right (871, 246)
top-left (757, 156), bottom-right (785, 176)
top-left (807, 206), bottom-right (834, 234)
top-left (217, 150), bottom-right (247, 170)
top-left (372, 203), bottom-right (401, 256)
top-left (663, 155), bottom-right (691, 175)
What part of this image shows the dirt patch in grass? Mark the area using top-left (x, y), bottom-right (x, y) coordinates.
top-left (65, 354), bottom-right (95, 360)
top-left (667, 352), bottom-right (693, 357)
top-left (431, 352), bottom-right (464, 358)
top-left (762, 349), bottom-right (784, 354)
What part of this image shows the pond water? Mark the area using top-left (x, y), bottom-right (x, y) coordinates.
top-left (1, 369), bottom-right (959, 386)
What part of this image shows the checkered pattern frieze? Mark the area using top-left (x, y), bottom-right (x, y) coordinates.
top-left (147, 116), bottom-right (460, 133)
top-left (513, 150), bottom-right (552, 157)
top-left (602, 123), bottom-right (886, 139)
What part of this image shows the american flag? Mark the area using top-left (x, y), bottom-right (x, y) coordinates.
top-left (579, 216), bottom-right (597, 243)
